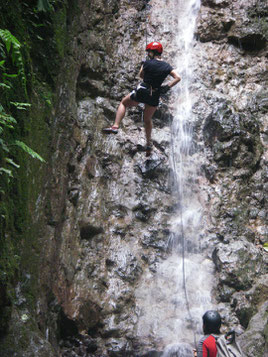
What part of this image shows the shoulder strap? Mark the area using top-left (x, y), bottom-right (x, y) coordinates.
top-left (215, 332), bottom-right (244, 357)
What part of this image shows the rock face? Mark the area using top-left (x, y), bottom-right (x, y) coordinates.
top-left (193, 0), bottom-right (268, 355)
top-left (1, 0), bottom-right (267, 356)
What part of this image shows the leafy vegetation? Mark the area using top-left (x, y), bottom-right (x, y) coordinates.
top-left (0, 0), bottom-right (69, 345)
top-left (0, 29), bottom-right (45, 188)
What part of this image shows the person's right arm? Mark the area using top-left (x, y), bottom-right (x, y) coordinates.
top-left (197, 338), bottom-right (208, 357)
top-left (138, 65), bottom-right (144, 79)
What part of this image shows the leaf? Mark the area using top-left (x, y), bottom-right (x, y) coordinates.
top-left (0, 29), bottom-right (21, 54)
top-left (0, 139), bottom-right (9, 152)
top-left (0, 112), bottom-right (17, 125)
top-left (264, 243), bottom-right (268, 253)
top-left (10, 102), bottom-right (31, 110)
top-left (0, 83), bottom-right (11, 89)
top-left (5, 158), bottom-right (20, 168)
top-left (0, 29), bottom-right (27, 95)
top-left (37, 0), bottom-right (51, 12)
top-left (0, 120), bottom-right (14, 129)
top-left (14, 140), bottom-right (46, 162)
top-left (0, 167), bottom-right (13, 177)
top-left (2, 73), bottom-right (18, 78)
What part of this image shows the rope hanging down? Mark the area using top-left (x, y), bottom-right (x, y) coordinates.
top-left (143, 0), bottom-right (197, 349)
top-left (169, 115), bottom-right (198, 350)
top-left (144, 0), bottom-right (150, 49)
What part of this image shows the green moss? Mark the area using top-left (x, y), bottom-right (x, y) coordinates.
top-left (0, 0), bottom-right (68, 340)
top-left (53, 6), bottom-right (67, 59)
top-left (248, 4), bottom-right (268, 39)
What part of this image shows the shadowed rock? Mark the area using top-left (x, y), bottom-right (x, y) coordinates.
top-left (80, 224), bottom-right (103, 240)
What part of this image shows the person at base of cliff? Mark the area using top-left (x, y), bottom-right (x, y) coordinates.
top-left (102, 41), bottom-right (181, 156)
top-left (193, 310), bottom-right (222, 357)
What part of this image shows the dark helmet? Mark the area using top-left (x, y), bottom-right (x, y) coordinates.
top-left (146, 41), bottom-right (163, 54)
top-left (202, 310), bottom-right (221, 334)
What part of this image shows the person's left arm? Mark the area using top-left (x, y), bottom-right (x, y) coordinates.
top-left (160, 69), bottom-right (181, 94)
top-left (167, 69), bottom-right (181, 88)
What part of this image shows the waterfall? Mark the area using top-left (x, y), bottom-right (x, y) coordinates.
top-left (135, 0), bottom-right (215, 354)
top-left (165, 0), bottom-right (216, 353)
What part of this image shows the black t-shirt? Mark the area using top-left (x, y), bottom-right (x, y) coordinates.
top-left (143, 59), bottom-right (173, 89)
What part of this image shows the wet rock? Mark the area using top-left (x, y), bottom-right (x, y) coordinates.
top-left (228, 20), bottom-right (267, 51)
top-left (153, 103), bottom-right (173, 128)
top-left (14, 0), bottom-right (267, 355)
top-left (58, 308), bottom-right (79, 339)
top-left (141, 351), bottom-right (162, 357)
top-left (115, 251), bottom-right (142, 283)
top-left (212, 239), bottom-right (263, 290)
top-left (218, 284), bottom-right (236, 302)
top-left (80, 223), bottom-right (103, 240)
top-left (231, 293), bottom-right (256, 328)
top-left (238, 301), bottom-right (268, 357)
top-left (196, 7), bottom-right (234, 42)
top-left (0, 306), bottom-right (56, 357)
top-left (161, 342), bottom-right (194, 357)
top-left (60, 334), bottom-right (98, 356)
top-left (137, 154), bottom-right (163, 178)
top-left (203, 100), bottom-right (262, 170)
top-left (105, 338), bottom-right (128, 356)
top-left (203, 101), bottom-right (241, 143)
top-left (85, 155), bottom-right (101, 178)
top-left (202, 0), bottom-right (230, 8)
top-left (141, 229), bottom-right (169, 251)
top-left (228, 32), bottom-right (267, 52)
top-left (134, 203), bottom-right (155, 222)
top-left (201, 163), bottom-right (217, 182)
top-left (78, 300), bottom-right (101, 331)
top-left (68, 188), bottom-right (80, 206)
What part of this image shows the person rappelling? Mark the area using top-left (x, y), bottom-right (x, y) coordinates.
top-left (102, 41), bottom-right (181, 156)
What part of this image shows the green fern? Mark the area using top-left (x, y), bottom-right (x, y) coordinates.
top-left (37, 0), bottom-right (52, 12)
top-left (0, 29), bottom-right (27, 95)
top-left (5, 158), bottom-right (20, 168)
top-left (14, 140), bottom-right (46, 163)
top-left (0, 30), bottom-right (45, 185)
top-left (10, 102), bottom-right (31, 110)
top-left (0, 167), bottom-right (13, 178)
top-left (0, 104), bottom-right (17, 129)
top-left (0, 138), bottom-right (9, 152)
top-left (0, 83), bottom-right (11, 90)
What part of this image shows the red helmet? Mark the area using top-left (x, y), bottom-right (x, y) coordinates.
top-left (146, 41), bottom-right (163, 54)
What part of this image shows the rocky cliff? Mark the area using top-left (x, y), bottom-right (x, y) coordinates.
top-left (0, 0), bottom-right (267, 356)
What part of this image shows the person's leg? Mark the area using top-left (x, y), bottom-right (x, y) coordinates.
top-left (114, 94), bottom-right (138, 128)
top-left (143, 104), bottom-right (157, 146)
top-left (103, 94), bottom-right (138, 133)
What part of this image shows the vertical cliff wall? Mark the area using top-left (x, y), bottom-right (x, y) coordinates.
top-left (0, 0), bottom-right (267, 356)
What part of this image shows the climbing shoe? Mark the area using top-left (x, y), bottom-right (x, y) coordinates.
top-left (102, 126), bottom-right (119, 134)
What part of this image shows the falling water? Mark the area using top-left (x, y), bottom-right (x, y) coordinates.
top-left (165, 0), bottom-right (215, 353)
top-left (135, 0), bottom-right (215, 354)
top-left (163, 0), bottom-right (216, 357)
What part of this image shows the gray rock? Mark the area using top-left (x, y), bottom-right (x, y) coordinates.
top-left (239, 301), bottom-right (268, 357)
top-left (212, 239), bottom-right (263, 290)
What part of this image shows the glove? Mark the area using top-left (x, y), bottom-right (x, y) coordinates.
top-left (160, 85), bottom-right (170, 94)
